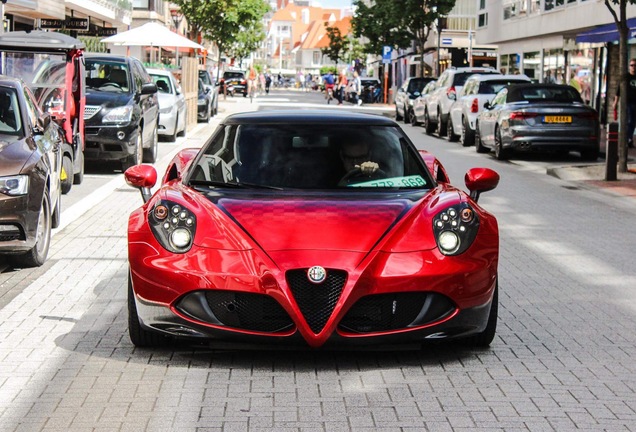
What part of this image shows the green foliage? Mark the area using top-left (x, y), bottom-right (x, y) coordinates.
top-left (321, 24), bottom-right (350, 68)
top-left (352, 0), bottom-right (455, 55)
top-left (320, 66), bottom-right (337, 75)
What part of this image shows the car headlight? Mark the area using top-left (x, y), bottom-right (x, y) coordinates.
top-left (197, 98), bottom-right (206, 106)
top-left (433, 204), bottom-right (480, 255)
top-left (148, 200), bottom-right (196, 253)
top-left (0, 175), bottom-right (29, 196)
top-left (102, 105), bottom-right (133, 124)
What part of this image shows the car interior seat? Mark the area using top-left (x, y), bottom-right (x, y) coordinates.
top-left (0, 93), bottom-right (17, 131)
top-left (156, 80), bottom-right (170, 93)
top-left (109, 69), bottom-right (128, 88)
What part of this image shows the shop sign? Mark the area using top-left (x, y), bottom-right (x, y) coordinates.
top-left (39, 18), bottom-right (88, 31)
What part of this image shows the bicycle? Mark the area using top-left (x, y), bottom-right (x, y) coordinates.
top-left (248, 79), bottom-right (257, 103)
top-left (325, 84), bottom-right (334, 104)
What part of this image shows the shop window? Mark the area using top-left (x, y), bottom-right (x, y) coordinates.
top-left (523, 51), bottom-right (540, 80)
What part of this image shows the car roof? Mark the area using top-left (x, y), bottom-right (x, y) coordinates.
top-left (469, 74), bottom-right (530, 82)
top-left (0, 75), bottom-right (22, 88)
top-left (147, 68), bottom-right (173, 76)
top-left (84, 53), bottom-right (130, 63)
top-left (0, 30), bottom-right (85, 51)
top-left (224, 110), bottom-right (398, 126)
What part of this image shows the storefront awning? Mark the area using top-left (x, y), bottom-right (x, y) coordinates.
top-left (575, 17), bottom-right (636, 44)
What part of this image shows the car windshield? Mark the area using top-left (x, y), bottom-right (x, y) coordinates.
top-left (407, 79), bottom-right (430, 94)
top-left (187, 124), bottom-right (433, 190)
top-left (150, 74), bottom-right (173, 94)
top-left (508, 86), bottom-right (583, 103)
top-left (85, 60), bottom-right (130, 93)
top-left (0, 88), bottom-right (23, 136)
top-left (478, 79), bottom-right (529, 94)
top-left (199, 71), bottom-right (212, 85)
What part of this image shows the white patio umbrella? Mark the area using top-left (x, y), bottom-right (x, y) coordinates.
top-left (101, 22), bottom-right (204, 50)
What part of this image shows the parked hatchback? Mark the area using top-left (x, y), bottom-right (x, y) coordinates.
top-left (84, 54), bottom-right (159, 170)
top-left (0, 76), bottom-right (63, 267)
top-left (394, 77), bottom-right (436, 124)
top-left (148, 68), bottom-right (186, 142)
top-left (425, 67), bottom-right (500, 137)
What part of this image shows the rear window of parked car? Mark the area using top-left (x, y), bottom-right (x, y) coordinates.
top-left (509, 86), bottom-right (582, 103)
top-left (478, 79), bottom-right (529, 94)
top-left (224, 72), bottom-right (244, 79)
top-left (453, 71), bottom-right (499, 87)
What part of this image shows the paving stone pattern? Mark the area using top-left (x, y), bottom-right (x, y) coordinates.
top-left (0, 96), bottom-right (635, 431)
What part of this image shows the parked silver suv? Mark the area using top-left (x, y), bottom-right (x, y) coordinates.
top-left (425, 67), bottom-right (500, 137)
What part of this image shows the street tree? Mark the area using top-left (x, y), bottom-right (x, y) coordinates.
top-left (228, 22), bottom-right (267, 69)
top-left (352, 0), bottom-right (455, 77)
top-left (321, 24), bottom-right (350, 71)
top-left (604, 0), bottom-right (636, 174)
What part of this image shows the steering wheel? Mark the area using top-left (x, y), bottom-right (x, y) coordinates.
top-left (99, 82), bottom-right (122, 89)
top-left (338, 167), bottom-right (387, 186)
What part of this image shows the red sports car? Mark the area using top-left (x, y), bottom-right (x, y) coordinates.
top-left (125, 110), bottom-right (500, 349)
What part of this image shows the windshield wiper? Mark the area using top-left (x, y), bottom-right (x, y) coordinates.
top-left (188, 180), bottom-right (283, 190)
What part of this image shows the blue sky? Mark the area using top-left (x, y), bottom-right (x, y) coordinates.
top-left (315, 0), bottom-right (353, 8)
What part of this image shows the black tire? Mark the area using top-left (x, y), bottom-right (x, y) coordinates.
top-left (580, 148), bottom-right (599, 161)
top-left (167, 114), bottom-right (178, 142)
top-left (10, 190), bottom-right (51, 268)
top-left (448, 115), bottom-right (459, 142)
top-left (128, 273), bottom-right (168, 347)
top-left (122, 131), bottom-right (143, 171)
top-left (464, 281), bottom-right (498, 347)
top-left (411, 109), bottom-right (420, 126)
top-left (462, 117), bottom-right (475, 147)
top-left (61, 155), bottom-right (73, 195)
top-left (177, 110), bottom-right (187, 137)
top-left (475, 124), bottom-right (488, 153)
top-left (73, 150), bottom-right (84, 185)
top-left (424, 110), bottom-right (435, 135)
top-left (395, 106), bottom-right (403, 121)
top-left (437, 110), bottom-right (447, 137)
top-left (143, 125), bottom-right (158, 164)
top-left (494, 128), bottom-right (510, 161)
top-left (403, 105), bottom-right (410, 124)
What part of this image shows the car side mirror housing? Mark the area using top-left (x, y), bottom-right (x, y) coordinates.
top-left (33, 113), bottom-right (51, 135)
top-left (484, 101), bottom-right (491, 109)
top-left (465, 167), bottom-right (500, 202)
top-left (125, 164), bottom-right (158, 202)
top-left (141, 82), bottom-right (158, 95)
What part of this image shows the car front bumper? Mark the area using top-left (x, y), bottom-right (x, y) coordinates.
top-left (84, 123), bottom-right (139, 161)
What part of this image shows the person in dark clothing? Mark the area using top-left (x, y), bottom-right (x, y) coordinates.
top-left (613, 58), bottom-right (636, 148)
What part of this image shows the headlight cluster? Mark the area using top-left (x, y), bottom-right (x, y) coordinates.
top-left (102, 105), bottom-right (133, 124)
top-left (0, 175), bottom-right (29, 196)
top-left (148, 200), bottom-right (196, 253)
top-left (432, 204), bottom-right (480, 256)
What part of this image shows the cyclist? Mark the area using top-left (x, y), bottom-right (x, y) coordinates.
top-left (323, 71), bottom-right (335, 104)
top-left (247, 66), bottom-right (258, 99)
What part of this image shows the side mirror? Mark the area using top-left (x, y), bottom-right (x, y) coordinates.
top-left (33, 113), bottom-right (52, 135)
top-left (141, 82), bottom-right (158, 95)
top-left (205, 87), bottom-right (211, 94)
top-left (465, 167), bottom-right (500, 202)
top-left (484, 101), bottom-right (491, 109)
top-left (125, 164), bottom-right (158, 203)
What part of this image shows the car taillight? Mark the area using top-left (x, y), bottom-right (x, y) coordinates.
top-left (447, 86), bottom-right (456, 100)
top-left (509, 112), bottom-right (538, 120)
top-left (471, 98), bottom-right (479, 113)
top-left (240, 79), bottom-right (246, 84)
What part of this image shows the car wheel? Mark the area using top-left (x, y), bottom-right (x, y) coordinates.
top-left (123, 130), bottom-right (143, 170)
top-left (494, 128), bottom-right (510, 161)
top-left (424, 110), bottom-right (435, 135)
top-left (167, 114), bottom-right (178, 142)
top-left (448, 115), bottom-right (459, 142)
top-left (580, 148), bottom-right (599, 161)
top-left (403, 105), bottom-right (410, 124)
top-left (60, 155), bottom-right (73, 195)
top-left (73, 149), bottom-right (84, 185)
top-left (437, 110), bottom-right (447, 137)
top-left (462, 117), bottom-right (475, 147)
top-left (143, 124), bottom-right (158, 164)
top-left (177, 111), bottom-right (187, 137)
top-left (464, 280), bottom-right (498, 347)
top-left (411, 109), bottom-right (420, 126)
top-left (128, 272), bottom-right (168, 347)
top-left (475, 123), bottom-right (488, 153)
top-left (395, 106), bottom-right (403, 121)
top-left (51, 185), bottom-right (61, 229)
top-left (10, 190), bottom-right (51, 268)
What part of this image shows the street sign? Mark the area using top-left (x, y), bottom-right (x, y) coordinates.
top-left (441, 38), bottom-right (452, 45)
top-left (382, 46), bottom-right (392, 64)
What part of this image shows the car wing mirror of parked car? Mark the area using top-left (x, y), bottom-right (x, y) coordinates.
top-left (125, 164), bottom-right (158, 203)
top-left (464, 167), bottom-right (500, 202)
top-left (484, 101), bottom-right (492, 109)
top-left (33, 112), bottom-right (52, 135)
top-left (140, 82), bottom-right (158, 95)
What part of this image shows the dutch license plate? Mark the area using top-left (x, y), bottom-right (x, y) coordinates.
top-left (544, 115), bottom-right (572, 123)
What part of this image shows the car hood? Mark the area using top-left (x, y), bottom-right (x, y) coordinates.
top-left (0, 137), bottom-right (33, 175)
top-left (157, 92), bottom-right (177, 109)
top-left (85, 89), bottom-right (133, 108)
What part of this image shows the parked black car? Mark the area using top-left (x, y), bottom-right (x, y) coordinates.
top-left (198, 69), bottom-right (218, 116)
top-left (0, 75), bottom-right (63, 267)
top-left (83, 53), bottom-right (159, 170)
top-left (197, 78), bottom-right (213, 122)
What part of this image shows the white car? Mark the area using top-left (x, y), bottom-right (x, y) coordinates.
top-left (425, 67), bottom-right (500, 137)
top-left (448, 74), bottom-right (531, 146)
top-left (148, 68), bottom-right (187, 142)
top-left (394, 77), bottom-right (436, 124)
top-left (412, 81), bottom-right (437, 126)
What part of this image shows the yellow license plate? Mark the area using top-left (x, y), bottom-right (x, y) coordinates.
top-left (544, 115), bottom-right (572, 123)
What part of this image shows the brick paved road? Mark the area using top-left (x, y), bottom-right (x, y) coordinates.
top-left (1, 93), bottom-right (635, 431)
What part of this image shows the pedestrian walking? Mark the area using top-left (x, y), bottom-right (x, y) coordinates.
top-left (336, 70), bottom-right (348, 105)
top-left (612, 57), bottom-right (636, 148)
top-left (351, 71), bottom-right (363, 106)
top-left (265, 73), bottom-right (272, 94)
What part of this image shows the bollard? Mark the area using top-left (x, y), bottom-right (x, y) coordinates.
top-left (605, 122), bottom-right (618, 181)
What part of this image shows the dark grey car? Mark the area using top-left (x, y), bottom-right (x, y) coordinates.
top-left (0, 76), bottom-right (63, 267)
